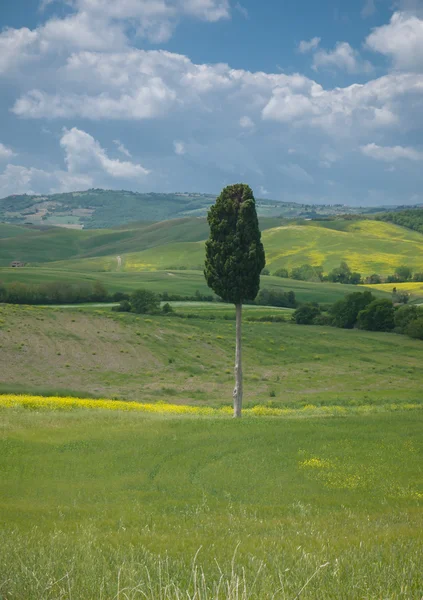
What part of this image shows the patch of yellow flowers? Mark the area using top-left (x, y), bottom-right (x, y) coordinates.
top-left (0, 395), bottom-right (421, 418)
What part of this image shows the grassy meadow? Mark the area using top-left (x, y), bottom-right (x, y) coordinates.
top-left (0, 406), bottom-right (422, 599)
top-left (2, 218), bottom-right (423, 276)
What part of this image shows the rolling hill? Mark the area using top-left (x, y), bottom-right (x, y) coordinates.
top-left (1, 188), bottom-right (389, 229)
top-left (7, 217), bottom-right (421, 276)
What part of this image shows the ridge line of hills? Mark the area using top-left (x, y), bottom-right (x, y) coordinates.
top-left (0, 188), bottom-right (402, 230)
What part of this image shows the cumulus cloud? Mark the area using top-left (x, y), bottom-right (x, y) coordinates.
top-left (60, 127), bottom-right (150, 178)
top-left (366, 11), bottom-right (423, 71)
top-left (298, 37), bottom-right (321, 53)
top-left (0, 143), bottom-right (16, 160)
top-left (0, 28), bottom-right (39, 75)
top-left (361, 142), bottom-right (423, 161)
top-left (312, 42), bottom-right (373, 73)
top-left (0, 127), bottom-right (149, 197)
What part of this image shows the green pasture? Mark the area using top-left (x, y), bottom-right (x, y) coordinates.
top-left (1, 304), bottom-right (422, 406)
top-left (0, 267), bottom-right (394, 305)
top-left (0, 407), bottom-right (421, 599)
top-left (2, 218), bottom-right (423, 276)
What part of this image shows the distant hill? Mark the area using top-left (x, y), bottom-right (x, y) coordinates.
top-left (1, 216), bottom-right (423, 276)
top-left (0, 188), bottom-right (386, 229)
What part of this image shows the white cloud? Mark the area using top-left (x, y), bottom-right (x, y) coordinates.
top-left (298, 37), bottom-right (321, 53)
top-left (0, 127), bottom-right (150, 197)
top-left (312, 42), bottom-right (373, 73)
top-left (280, 163), bottom-right (314, 183)
top-left (173, 141), bottom-right (186, 155)
top-left (259, 185), bottom-right (269, 196)
top-left (0, 143), bottom-right (16, 160)
top-left (366, 12), bottom-right (423, 71)
top-left (60, 127), bottom-right (150, 178)
top-left (0, 28), bottom-right (39, 75)
top-left (239, 115), bottom-right (254, 129)
top-left (113, 140), bottom-right (132, 158)
top-left (361, 142), bottom-right (423, 161)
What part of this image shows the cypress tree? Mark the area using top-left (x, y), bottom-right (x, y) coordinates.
top-left (204, 184), bottom-right (265, 417)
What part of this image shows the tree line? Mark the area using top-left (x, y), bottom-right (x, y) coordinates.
top-left (268, 261), bottom-right (423, 285)
top-left (292, 291), bottom-right (423, 340)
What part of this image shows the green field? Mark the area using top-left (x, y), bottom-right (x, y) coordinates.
top-left (2, 218), bottom-right (423, 276)
top-left (0, 406), bottom-right (422, 599)
top-left (0, 268), bottom-right (394, 305)
top-left (1, 304), bottom-right (422, 406)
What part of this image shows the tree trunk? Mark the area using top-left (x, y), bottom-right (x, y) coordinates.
top-left (233, 303), bottom-right (243, 418)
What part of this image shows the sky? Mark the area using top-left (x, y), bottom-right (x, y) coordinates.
top-left (0, 0), bottom-right (422, 205)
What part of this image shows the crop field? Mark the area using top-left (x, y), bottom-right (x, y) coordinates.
top-left (0, 405), bottom-right (422, 599)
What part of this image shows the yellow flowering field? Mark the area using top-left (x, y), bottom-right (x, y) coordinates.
top-left (1, 394), bottom-right (422, 417)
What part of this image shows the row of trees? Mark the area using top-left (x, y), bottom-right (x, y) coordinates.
top-left (293, 291), bottom-right (423, 339)
top-left (270, 262), bottom-right (362, 284)
top-left (268, 262), bottom-right (423, 285)
top-left (0, 280), bottom-right (109, 305)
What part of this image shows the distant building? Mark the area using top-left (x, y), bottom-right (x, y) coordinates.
top-left (10, 261), bottom-right (25, 268)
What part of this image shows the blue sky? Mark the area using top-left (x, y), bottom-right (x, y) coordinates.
top-left (0, 0), bottom-right (422, 205)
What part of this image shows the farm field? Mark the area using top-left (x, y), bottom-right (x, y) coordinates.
top-left (0, 406), bottom-right (422, 599)
top-left (366, 281), bottom-right (423, 298)
top-left (1, 304), bottom-right (422, 407)
top-left (0, 268), bottom-right (395, 305)
top-left (2, 218), bottom-right (423, 276)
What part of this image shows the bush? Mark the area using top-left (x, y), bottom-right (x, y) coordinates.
top-left (365, 273), bottom-right (382, 284)
top-left (313, 313), bottom-right (333, 326)
top-left (112, 291), bottom-right (130, 302)
top-left (395, 305), bottom-right (423, 333)
top-left (261, 268), bottom-right (270, 276)
top-left (130, 289), bottom-right (160, 314)
top-left (293, 303), bottom-right (321, 325)
top-left (273, 268), bottom-right (289, 278)
top-left (112, 300), bottom-right (131, 312)
top-left (406, 317), bottom-right (423, 340)
top-left (357, 299), bottom-right (395, 332)
top-left (162, 302), bottom-right (174, 314)
top-left (330, 291), bottom-right (374, 329)
top-left (327, 261), bottom-right (361, 285)
top-left (290, 264), bottom-right (323, 282)
top-left (255, 289), bottom-right (297, 308)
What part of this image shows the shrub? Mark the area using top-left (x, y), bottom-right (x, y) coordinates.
top-left (330, 291), bottom-right (374, 329)
top-left (273, 268), bottom-right (289, 278)
top-left (255, 288), bottom-right (297, 308)
top-left (357, 299), bottom-right (395, 332)
top-left (130, 289), bottom-right (160, 314)
top-left (112, 300), bottom-right (131, 312)
top-left (406, 317), bottom-right (423, 340)
top-left (261, 268), bottom-right (270, 276)
top-left (290, 264), bottom-right (323, 282)
top-left (394, 305), bottom-right (420, 332)
top-left (313, 313), bottom-right (333, 326)
top-left (162, 302), bottom-right (174, 314)
top-left (327, 261), bottom-right (361, 285)
top-left (293, 303), bottom-right (321, 325)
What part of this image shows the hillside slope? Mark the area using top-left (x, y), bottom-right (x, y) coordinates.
top-left (1, 188), bottom-right (389, 229)
top-left (27, 218), bottom-right (423, 276)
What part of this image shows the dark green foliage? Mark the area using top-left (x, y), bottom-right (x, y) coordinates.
top-left (357, 299), bottom-right (395, 332)
top-left (394, 305), bottom-right (421, 332)
top-left (327, 261), bottom-right (361, 285)
top-left (112, 292), bottom-right (130, 302)
top-left (0, 280), bottom-right (110, 305)
top-left (377, 208), bottom-right (423, 234)
top-left (204, 184), bottom-right (265, 304)
top-left (113, 300), bottom-right (131, 312)
top-left (313, 312), bottom-right (333, 326)
top-left (290, 264), bottom-right (323, 282)
top-left (162, 302), bottom-right (173, 314)
top-left (406, 317), bottom-right (423, 339)
top-left (261, 268), bottom-right (270, 276)
top-left (365, 273), bottom-right (382, 284)
top-left (395, 265), bottom-right (413, 281)
top-left (273, 268), bottom-right (289, 278)
top-left (413, 272), bottom-right (423, 282)
top-left (293, 303), bottom-right (321, 325)
top-left (255, 289), bottom-right (297, 308)
top-left (130, 289), bottom-right (160, 314)
top-left (330, 291), bottom-right (375, 329)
